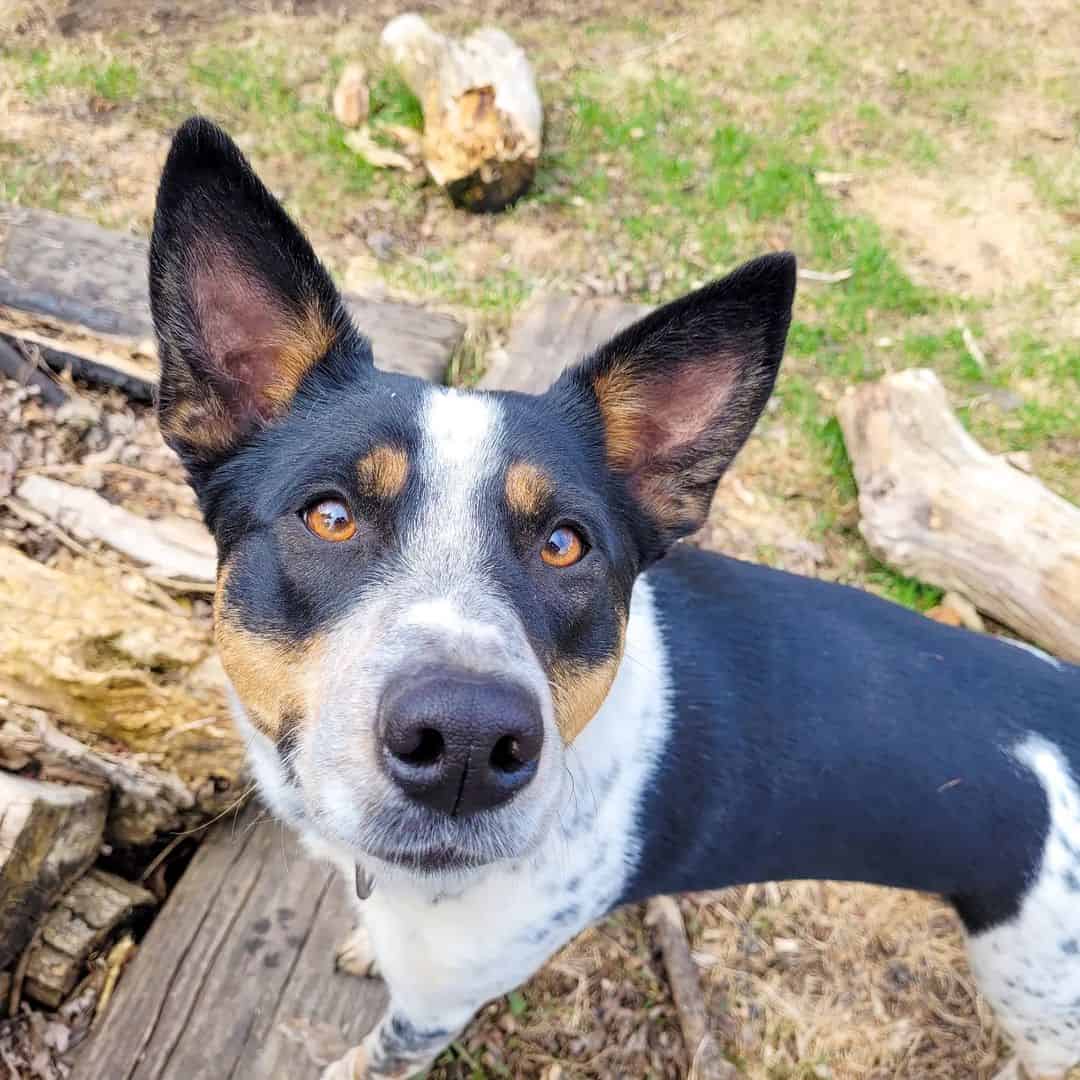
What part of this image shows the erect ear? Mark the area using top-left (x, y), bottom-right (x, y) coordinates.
top-left (560, 253), bottom-right (796, 559)
top-left (149, 116), bottom-right (363, 471)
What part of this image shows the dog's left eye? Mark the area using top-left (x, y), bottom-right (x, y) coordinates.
top-left (303, 499), bottom-right (357, 542)
top-left (541, 525), bottom-right (585, 568)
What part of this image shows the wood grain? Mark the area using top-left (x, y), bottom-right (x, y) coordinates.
top-left (480, 292), bottom-right (649, 394)
top-left (0, 204), bottom-right (463, 386)
top-left (837, 368), bottom-right (1080, 663)
top-left (72, 804), bottom-right (385, 1080)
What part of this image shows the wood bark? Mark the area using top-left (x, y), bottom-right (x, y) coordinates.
top-left (836, 368), bottom-right (1080, 663)
top-left (0, 774), bottom-right (106, 970)
top-left (382, 14), bottom-right (542, 212)
top-left (23, 869), bottom-right (155, 1008)
top-left (0, 545), bottom-right (244, 843)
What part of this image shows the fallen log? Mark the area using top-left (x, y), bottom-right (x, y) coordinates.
top-left (836, 368), bottom-right (1080, 663)
top-left (382, 14), bottom-right (542, 212)
top-left (0, 205), bottom-right (465, 397)
top-left (0, 774), bottom-right (107, 971)
top-left (0, 546), bottom-right (244, 843)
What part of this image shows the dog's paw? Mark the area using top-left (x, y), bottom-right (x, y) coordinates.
top-left (335, 925), bottom-right (379, 978)
top-left (321, 1045), bottom-right (367, 1080)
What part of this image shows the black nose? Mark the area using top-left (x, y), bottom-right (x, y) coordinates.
top-left (378, 672), bottom-right (544, 816)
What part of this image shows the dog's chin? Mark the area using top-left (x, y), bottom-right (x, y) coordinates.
top-left (364, 843), bottom-right (487, 875)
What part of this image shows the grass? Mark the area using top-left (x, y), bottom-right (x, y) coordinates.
top-left (19, 48), bottom-right (140, 101)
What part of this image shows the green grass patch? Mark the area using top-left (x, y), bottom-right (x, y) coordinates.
top-left (868, 565), bottom-right (944, 612)
top-left (17, 48), bottom-right (139, 102)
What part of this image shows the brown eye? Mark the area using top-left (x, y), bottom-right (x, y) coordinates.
top-left (304, 499), bottom-right (357, 542)
top-left (541, 525), bottom-right (585, 568)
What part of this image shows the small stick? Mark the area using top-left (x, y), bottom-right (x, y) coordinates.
top-left (797, 267), bottom-right (853, 284)
top-left (0, 337), bottom-right (69, 406)
top-left (646, 896), bottom-right (736, 1080)
top-left (93, 934), bottom-right (136, 1027)
top-left (958, 321), bottom-right (987, 373)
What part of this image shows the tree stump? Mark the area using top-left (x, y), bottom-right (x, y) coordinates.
top-left (381, 14), bottom-right (542, 212)
top-left (836, 368), bottom-right (1080, 663)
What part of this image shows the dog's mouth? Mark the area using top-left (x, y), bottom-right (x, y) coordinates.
top-left (365, 843), bottom-right (485, 874)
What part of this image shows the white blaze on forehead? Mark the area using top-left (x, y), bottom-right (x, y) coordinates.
top-left (409, 387), bottom-right (503, 580)
top-left (426, 388), bottom-right (497, 464)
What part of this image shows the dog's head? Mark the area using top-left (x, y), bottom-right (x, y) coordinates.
top-left (151, 117), bottom-right (795, 875)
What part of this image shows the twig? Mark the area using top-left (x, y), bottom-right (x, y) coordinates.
top-left (7, 929), bottom-right (39, 1019)
top-left (797, 267), bottom-right (854, 284)
top-left (93, 935), bottom-right (136, 1027)
top-left (958, 321), bottom-right (987, 373)
top-left (645, 896), bottom-right (737, 1080)
top-left (0, 337), bottom-right (68, 406)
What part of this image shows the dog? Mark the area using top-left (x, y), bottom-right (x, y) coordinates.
top-left (150, 117), bottom-right (1080, 1080)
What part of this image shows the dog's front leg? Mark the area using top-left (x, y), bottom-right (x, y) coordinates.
top-left (321, 1002), bottom-right (469, 1080)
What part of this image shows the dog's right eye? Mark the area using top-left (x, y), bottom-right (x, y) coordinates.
top-left (303, 499), bottom-right (357, 542)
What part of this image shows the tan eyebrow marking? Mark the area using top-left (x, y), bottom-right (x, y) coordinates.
top-left (356, 445), bottom-right (410, 499)
top-left (505, 461), bottom-right (552, 517)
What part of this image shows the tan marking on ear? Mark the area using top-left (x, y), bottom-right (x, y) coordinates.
top-left (592, 365), bottom-right (646, 471)
top-left (505, 462), bottom-right (552, 517)
top-left (159, 395), bottom-right (237, 453)
top-left (261, 300), bottom-right (338, 409)
top-left (550, 619), bottom-right (626, 742)
top-left (213, 560), bottom-right (323, 740)
top-left (356, 445), bottom-right (410, 499)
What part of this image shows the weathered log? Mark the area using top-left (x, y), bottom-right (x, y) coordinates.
top-left (0, 774), bottom-right (107, 970)
top-left (836, 368), bottom-right (1080, 663)
top-left (0, 546), bottom-right (244, 843)
top-left (14, 477), bottom-right (216, 586)
top-left (645, 897), bottom-right (736, 1080)
top-left (23, 869), bottom-right (155, 1009)
top-left (381, 14), bottom-right (542, 212)
top-left (0, 204), bottom-right (465, 395)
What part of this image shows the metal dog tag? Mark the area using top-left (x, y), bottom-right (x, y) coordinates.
top-left (355, 863), bottom-right (374, 900)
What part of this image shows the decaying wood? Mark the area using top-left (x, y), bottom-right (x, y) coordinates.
top-left (382, 14), bottom-right (542, 212)
top-left (24, 869), bottom-right (155, 1008)
top-left (73, 802), bottom-right (386, 1080)
top-left (836, 368), bottom-right (1080, 663)
top-left (0, 774), bottom-right (107, 971)
top-left (480, 292), bottom-right (649, 393)
top-left (0, 546), bottom-right (244, 842)
top-left (0, 204), bottom-right (465, 393)
top-left (645, 897), bottom-right (736, 1080)
top-left (15, 476), bottom-right (215, 585)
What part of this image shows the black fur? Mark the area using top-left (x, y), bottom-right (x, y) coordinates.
top-left (623, 545), bottom-right (1079, 933)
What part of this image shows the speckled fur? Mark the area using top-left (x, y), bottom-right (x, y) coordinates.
top-left (968, 736), bottom-right (1080, 1079)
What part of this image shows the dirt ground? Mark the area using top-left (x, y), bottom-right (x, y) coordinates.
top-left (1, 0), bottom-right (1078, 1077)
